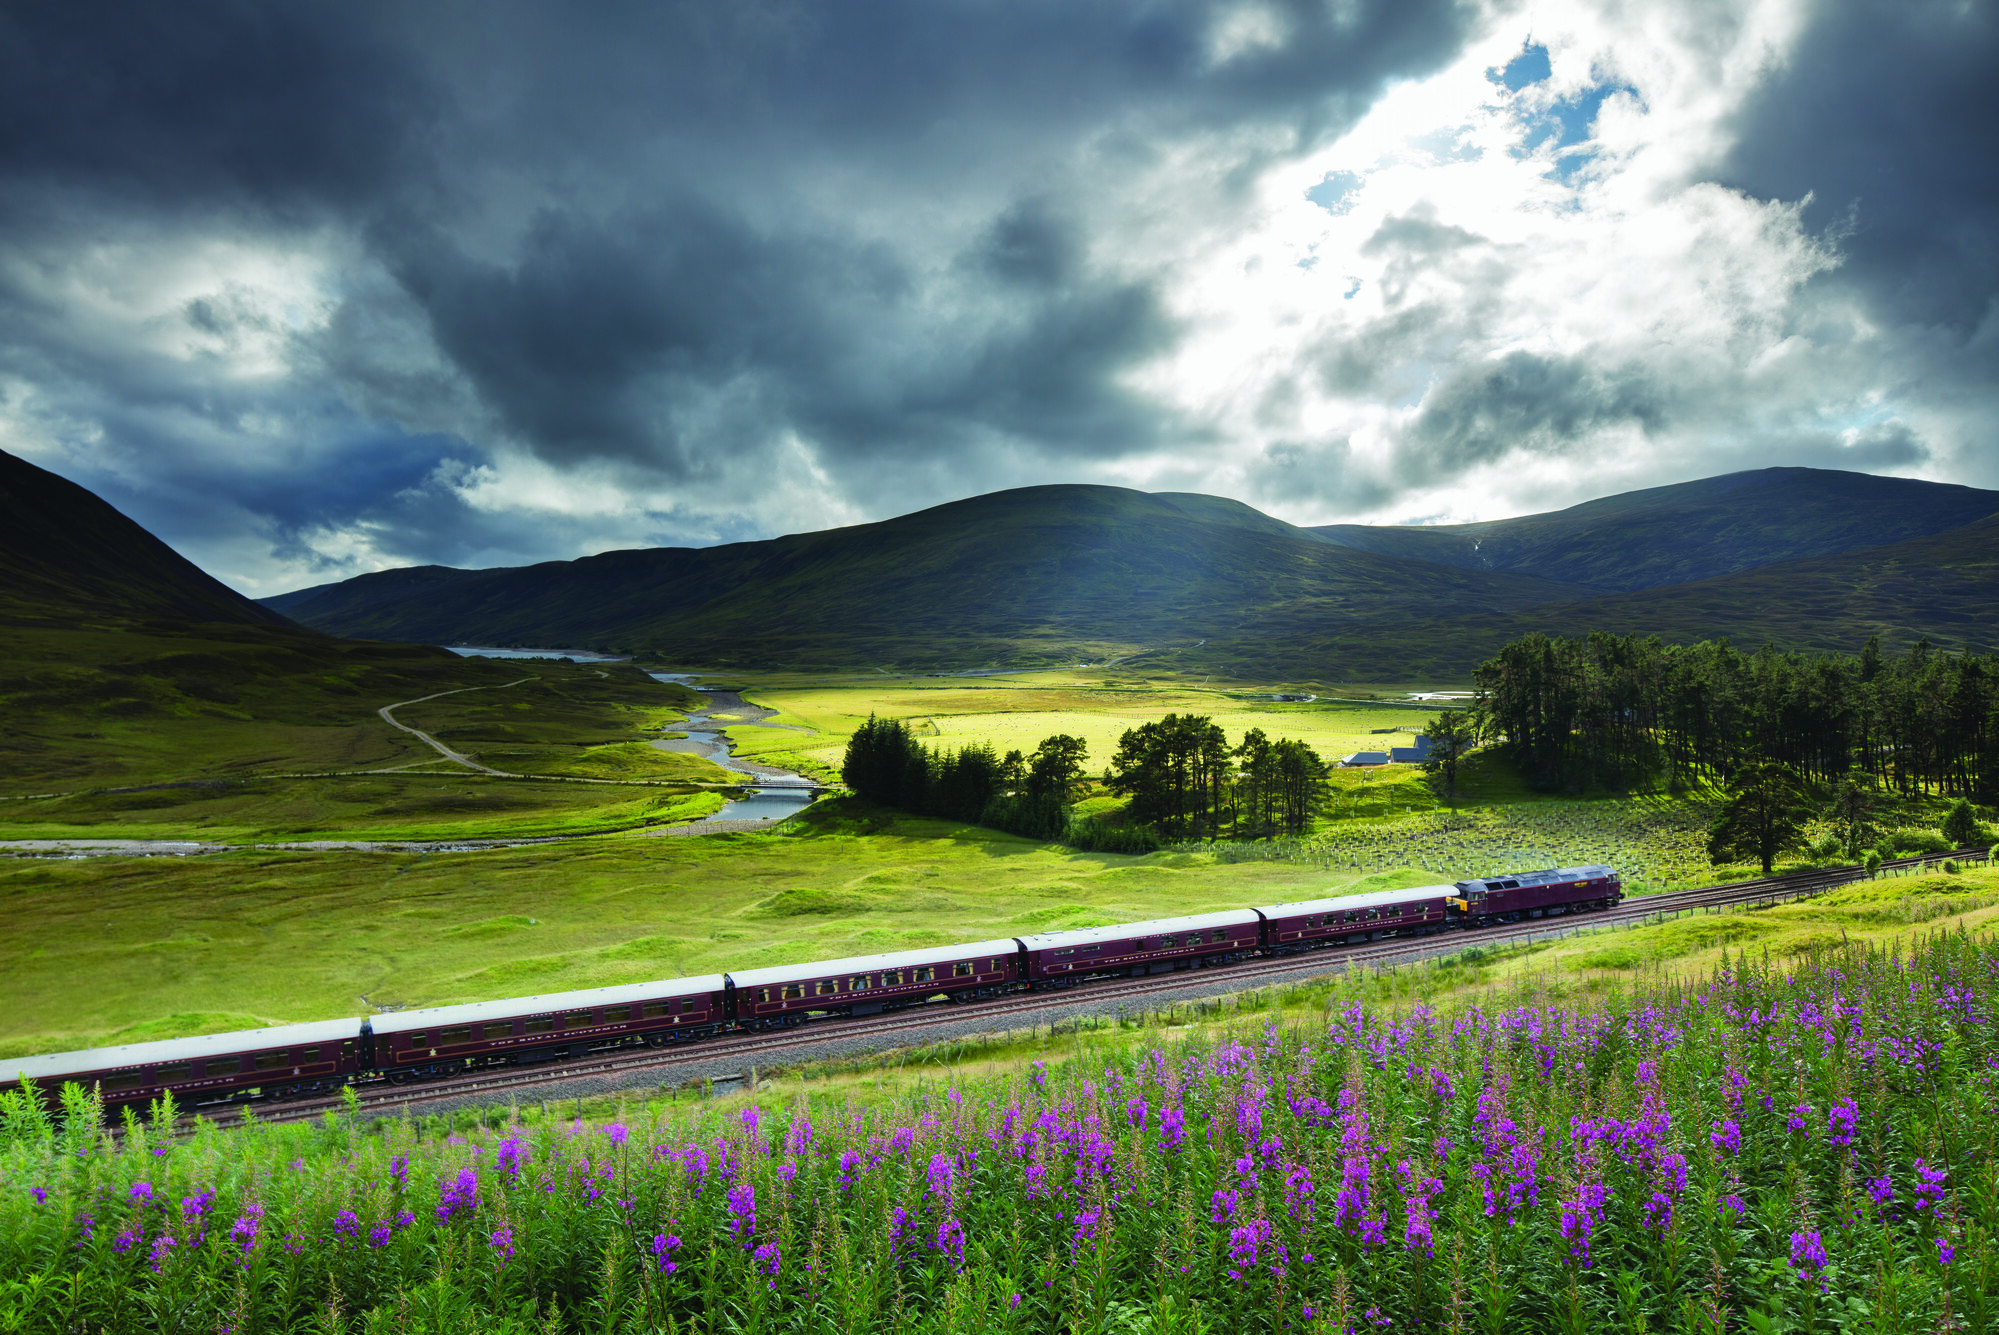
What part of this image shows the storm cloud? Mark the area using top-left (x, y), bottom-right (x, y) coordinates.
top-left (0, 0), bottom-right (1990, 592)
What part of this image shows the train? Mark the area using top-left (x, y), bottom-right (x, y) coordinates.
top-left (7, 864), bottom-right (1619, 1114)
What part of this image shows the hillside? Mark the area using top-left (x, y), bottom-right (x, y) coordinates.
top-left (0, 448), bottom-right (294, 628)
top-left (264, 484), bottom-right (1601, 668)
top-left (0, 450), bottom-right (715, 807)
top-left (1310, 467), bottom-right (1999, 591)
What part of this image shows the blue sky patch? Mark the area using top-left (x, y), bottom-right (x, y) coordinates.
top-left (1307, 170), bottom-right (1365, 215)
top-left (1494, 43), bottom-right (1551, 91)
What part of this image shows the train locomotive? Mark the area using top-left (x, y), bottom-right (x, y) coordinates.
top-left (8, 864), bottom-right (1618, 1115)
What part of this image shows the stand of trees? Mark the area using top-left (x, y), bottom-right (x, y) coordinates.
top-left (1104, 714), bottom-right (1328, 840)
top-left (840, 717), bottom-right (1114, 844)
top-left (842, 712), bottom-right (1331, 846)
top-left (1476, 632), bottom-right (1999, 797)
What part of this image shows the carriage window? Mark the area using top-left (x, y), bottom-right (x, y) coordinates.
top-left (882, 970), bottom-right (903, 985)
top-left (682, 999), bottom-right (703, 1012)
top-left (565, 1012), bottom-right (594, 1028)
top-left (953, 962), bottom-right (973, 977)
top-left (157, 1063), bottom-right (193, 1083)
top-left (602, 1006), bottom-right (631, 1023)
top-left (404, 1032), bottom-right (426, 1047)
top-left (483, 1023), bottom-right (513, 1040)
top-left (439, 1028), bottom-right (473, 1046)
top-left (850, 976), bottom-right (872, 991)
top-left (914, 967), bottom-right (935, 983)
top-left (525, 1017), bottom-right (556, 1033)
top-left (298, 1047), bottom-right (321, 1062)
top-left (757, 989), bottom-right (771, 1003)
top-left (254, 1050), bottom-right (291, 1070)
top-left (816, 979), bottom-right (839, 996)
top-left (1161, 936), bottom-right (1179, 948)
top-left (1211, 929), bottom-right (1228, 942)
top-left (1078, 945), bottom-right (1100, 955)
top-left (782, 984), bottom-right (806, 1001)
top-left (101, 1071), bottom-right (145, 1091)
top-left (642, 1003), bottom-right (670, 1020)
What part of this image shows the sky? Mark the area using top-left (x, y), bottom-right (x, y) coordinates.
top-left (1, 0), bottom-right (1994, 595)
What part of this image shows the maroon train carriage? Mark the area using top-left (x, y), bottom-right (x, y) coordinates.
top-left (5, 1018), bottom-right (363, 1114)
top-left (367, 975), bottom-right (727, 1083)
top-left (726, 940), bottom-right (1020, 1028)
top-left (1447, 864), bottom-right (1622, 926)
top-left (1017, 910), bottom-right (1261, 989)
top-left (1256, 885), bottom-right (1456, 952)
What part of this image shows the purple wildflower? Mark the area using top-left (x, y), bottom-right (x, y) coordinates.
top-left (1790, 1229), bottom-right (1829, 1289)
top-left (752, 1241), bottom-right (781, 1286)
top-left (651, 1233), bottom-right (682, 1275)
top-left (935, 1217), bottom-right (967, 1271)
top-left (388, 1153), bottom-right (409, 1187)
top-left (488, 1226), bottom-right (514, 1261)
top-left (435, 1168), bottom-right (478, 1222)
top-left (496, 1137), bottom-right (527, 1184)
top-left (368, 1222), bottom-right (392, 1248)
top-left (726, 1181), bottom-right (756, 1242)
top-left (1827, 1097), bottom-right (1858, 1147)
top-left (129, 1182), bottom-right (154, 1204)
top-left (1709, 1119), bottom-right (1741, 1155)
top-left (147, 1232), bottom-right (177, 1273)
top-left (113, 1225), bottom-right (142, 1255)
top-left (30, 1186), bottom-right (47, 1205)
top-left (1937, 1236), bottom-right (1956, 1266)
top-left (333, 1210), bottom-right (360, 1240)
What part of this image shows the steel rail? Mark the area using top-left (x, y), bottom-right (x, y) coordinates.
top-left (212, 843), bottom-right (1993, 1129)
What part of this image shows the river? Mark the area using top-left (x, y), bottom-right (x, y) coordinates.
top-left (647, 676), bottom-right (819, 823)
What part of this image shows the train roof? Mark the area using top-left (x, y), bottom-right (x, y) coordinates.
top-left (1015, 908), bottom-right (1260, 952)
top-left (728, 940), bottom-right (1020, 990)
top-left (370, 975), bottom-right (727, 1037)
top-left (1456, 864), bottom-right (1616, 890)
top-left (1255, 885), bottom-right (1458, 918)
top-left (4, 1017), bottom-right (362, 1083)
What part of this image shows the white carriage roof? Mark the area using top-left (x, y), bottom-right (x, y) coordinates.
top-left (1458, 865), bottom-right (1615, 889)
top-left (1014, 908), bottom-right (1259, 951)
top-left (1256, 885), bottom-right (1459, 917)
top-left (728, 940), bottom-right (1020, 990)
top-left (370, 975), bottom-right (727, 1037)
top-left (5, 1017), bottom-right (361, 1082)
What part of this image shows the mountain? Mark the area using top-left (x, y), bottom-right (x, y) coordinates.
top-left (1310, 467), bottom-right (1999, 592)
top-left (0, 448), bottom-right (293, 627)
top-left (266, 484), bottom-right (1599, 668)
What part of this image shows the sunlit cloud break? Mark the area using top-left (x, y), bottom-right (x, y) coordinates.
top-left (0, 0), bottom-right (1991, 592)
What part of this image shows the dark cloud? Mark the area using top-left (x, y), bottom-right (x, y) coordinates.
top-left (0, 0), bottom-right (1480, 584)
top-left (1717, 0), bottom-right (1999, 334)
top-left (1399, 352), bottom-right (1667, 481)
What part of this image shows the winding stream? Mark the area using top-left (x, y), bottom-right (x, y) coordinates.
top-left (648, 676), bottom-right (819, 823)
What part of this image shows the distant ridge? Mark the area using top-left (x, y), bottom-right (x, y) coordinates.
top-left (1310, 467), bottom-right (1999, 591)
top-left (263, 468), bottom-right (1999, 677)
top-left (263, 484), bottom-right (1597, 665)
top-left (0, 449), bottom-right (294, 627)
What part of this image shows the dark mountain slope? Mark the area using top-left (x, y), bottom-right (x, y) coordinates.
top-left (0, 449), bottom-right (293, 627)
top-left (268, 484), bottom-right (1599, 667)
top-left (1280, 509), bottom-right (1999, 681)
top-left (1311, 467), bottom-right (1999, 592)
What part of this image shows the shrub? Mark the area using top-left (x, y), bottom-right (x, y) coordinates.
top-left (1061, 815), bottom-right (1161, 854)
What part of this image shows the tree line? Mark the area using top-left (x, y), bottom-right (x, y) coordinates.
top-left (841, 712), bottom-right (1331, 845)
top-left (1475, 631), bottom-right (1999, 799)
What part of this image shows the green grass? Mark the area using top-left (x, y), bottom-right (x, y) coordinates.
top-left (0, 797), bottom-right (1386, 1058)
top-left (0, 621), bottom-right (731, 840)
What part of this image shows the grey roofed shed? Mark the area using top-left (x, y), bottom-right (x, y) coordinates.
top-left (1339, 751), bottom-right (1390, 766)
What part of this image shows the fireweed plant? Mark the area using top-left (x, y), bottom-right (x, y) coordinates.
top-left (3, 933), bottom-right (1998, 1334)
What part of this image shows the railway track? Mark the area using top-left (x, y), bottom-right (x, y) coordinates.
top-left (212, 845), bottom-right (1992, 1129)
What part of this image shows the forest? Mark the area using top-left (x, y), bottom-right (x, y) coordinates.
top-left (1475, 632), bottom-right (1999, 799)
